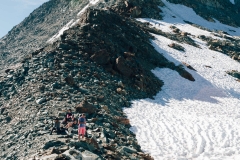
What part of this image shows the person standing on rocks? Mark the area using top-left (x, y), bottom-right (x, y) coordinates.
top-left (78, 113), bottom-right (86, 141)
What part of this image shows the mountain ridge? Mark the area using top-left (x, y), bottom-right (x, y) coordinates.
top-left (0, 0), bottom-right (240, 159)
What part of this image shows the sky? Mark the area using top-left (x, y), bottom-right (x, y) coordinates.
top-left (0, 0), bottom-right (49, 38)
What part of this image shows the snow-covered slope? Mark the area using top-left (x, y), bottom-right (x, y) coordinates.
top-left (124, 1), bottom-right (240, 159)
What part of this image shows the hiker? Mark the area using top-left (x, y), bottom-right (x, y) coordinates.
top-left (50, 117), bottom-right (61, 135)
top-left (65, 118), bottom-right (78, 135)
top-left (78, 113), bottom-right (86, 140)
top-left (62, 109), bottom-right (74, 124)
top-left (65, 117), bottom-right (77, 129)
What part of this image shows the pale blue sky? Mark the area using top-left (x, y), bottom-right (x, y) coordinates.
top-left (0, 0), bottom-right (49, 38)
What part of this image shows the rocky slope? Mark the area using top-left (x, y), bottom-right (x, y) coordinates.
top-left (0, 0), bottom-right (163, 73)
top-left (1, 0), bottom-right (239, 73)
top-left (0, 0), bottom-right (88, 72)
top-left (0, 1), bottom-right (195, 159)
top-left (0, 0), bottom-right (240, 160)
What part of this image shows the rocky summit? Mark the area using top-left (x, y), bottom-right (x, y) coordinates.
top-left (0, 0), bottom-right (240, 160)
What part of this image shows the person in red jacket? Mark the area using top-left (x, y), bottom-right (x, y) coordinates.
top-left (78, 113), bottom-right (86, 141)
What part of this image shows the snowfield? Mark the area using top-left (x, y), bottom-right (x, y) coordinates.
top-left (124, 1), bottom-right (240, 160)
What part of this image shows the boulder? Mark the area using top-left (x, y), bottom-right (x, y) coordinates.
top-left (82, 150), bottom-right (101, 160)
top-left (62, 148), bottom-right (82, 160)
top-left (116, 56), bottom-right (133, 77)
top-left (90, 50), bottom-right (110, 65)
top-left (86, 137), bottom-right (99, 152)
top-left (119, 146), bottom-right (137, 154)
top-left (181, 32), bottom-right (188, 36)
top-left (232, 54), bottom-right (239, 60)
top-left (36, 98), bottom-right (46, 104)
top-left (43, 140), bottom-right (65, 149)
top-left (176, 68), bottom-right (195, 81)
top-left (130, 6), bottom-right (142, 18)
top-left (76, 100), bottom-right (97, 114)
top-left (168, 43), bottom-right (185, 51)
top-left (39, 154), bottom-right (58, 160)
top-left (182, 62), bottom-right (197, 71)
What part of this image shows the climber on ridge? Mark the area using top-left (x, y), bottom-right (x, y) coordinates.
top-left (62, 108), bottom-right (74, 124)
top-left (78, 113), bottom-right (86, 141)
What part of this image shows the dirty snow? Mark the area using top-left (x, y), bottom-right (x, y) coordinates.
top-left (124, 1), bottom-right (240, 160)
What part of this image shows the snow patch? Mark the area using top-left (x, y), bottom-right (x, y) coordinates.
top-left (229, 0), bottom-right (235, 4)
top-left (124, 1), bottom-right (240, 159)
top-left (159, 0), bottom-right (240, 36)
top-left (47, 19), bottom-right (75, 43)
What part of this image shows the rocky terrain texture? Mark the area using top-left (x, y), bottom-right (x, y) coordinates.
top-left (1, 0), bottom-right (240, 73)
top-left (0, 0), bottom-right (92, 72)
top-left (0, 0), bottom-right (163, 73)
top-left (1, 0), bottom-right (240, 159)
top-left (198, 33), bottom-right (240, 62)
top-left (0, 0), bottom-right (195, 159)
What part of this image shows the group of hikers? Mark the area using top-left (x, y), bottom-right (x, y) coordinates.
top-left (50, 109), bottom-right (86, 141)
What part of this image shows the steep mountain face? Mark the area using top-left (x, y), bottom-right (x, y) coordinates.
top-left (0, 0), bottom-right (240, 159)
top-left (168, 0), bottom-right (240, 27)
top-left (0, 0), bottom-right (163, 73)
top-left (0, 0), bottom-right (184, 159)
top-left (1, 0), bottom-right (240, 73)
top-left (0, 0), bottom-right (88, 72)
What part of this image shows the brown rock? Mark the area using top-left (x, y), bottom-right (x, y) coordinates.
top-left (86, 136), bottom-right (100, 151)
top-left (75, 100), bottom-right (97, 114)
top-left (181, 32), bottom-right (188, 36)
top-left (116, 88), bottom-right (122, 94)
top-left (116, 56), bottom-right (133, 77)
top-left (90, 50), bottom-right (110, 65)
top-left (103, 144), bottom-right (116, 151)
top-left (168, 43), bottom-right (185, 51)
top-left (182, 62), bottom-right (197, 71)
top-left (204, 65), bottom-right (212, 68)
top-left (232, 54), bottom-right (239, 60)
top-left (138, 152), bottom-right (154, 160)
top-left (130, 6), bottom-right (142, 18)
top-left (179, 70), bottom-right (195, 81)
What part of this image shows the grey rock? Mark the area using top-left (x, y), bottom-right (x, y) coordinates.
top-left (62, 148), bottom-right (83, 160)
top-left (39, 154), bottom-right (58, 160)
top-left (119, 146), bottom-right (137, 154)
top-left (36, 98), bottom-right (46, 104)
top-left (81, 150), bottom-right (101, 160)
